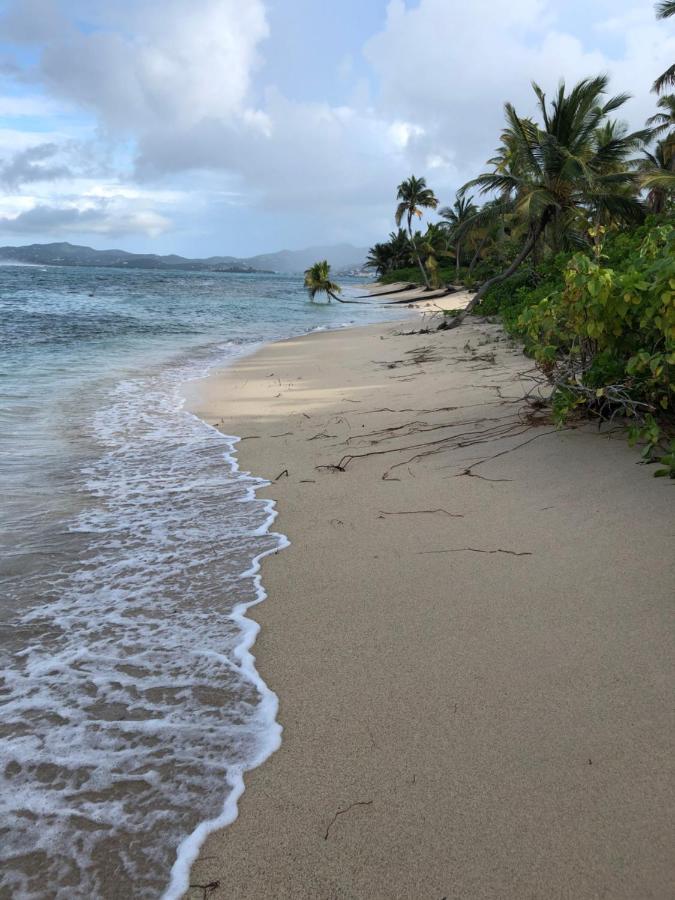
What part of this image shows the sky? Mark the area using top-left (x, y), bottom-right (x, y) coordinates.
top-left (0, 0), bottom-right (672, 257)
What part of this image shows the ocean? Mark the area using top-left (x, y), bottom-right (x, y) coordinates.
top-left (0, 263), bottom-right (404, 898)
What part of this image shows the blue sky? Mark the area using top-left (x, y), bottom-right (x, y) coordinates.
top-left (0, 0), bottom-right (672, 257)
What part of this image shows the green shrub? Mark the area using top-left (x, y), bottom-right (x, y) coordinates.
top-left (378, 265), bottom-right (457, 286)
top-left (517, 224), bottom-right (675, 475)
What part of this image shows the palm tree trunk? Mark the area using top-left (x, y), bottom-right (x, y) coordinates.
top-left (408, 212), bottom-right (431, 289)
top-left (445, 223), bottom-right (544, 330)
top-left (329, 291), bottom-right (360, 304)
top-left (456, 240), bottom-right (461, 279)
top-left (469, 236), bottom-right (487, 274)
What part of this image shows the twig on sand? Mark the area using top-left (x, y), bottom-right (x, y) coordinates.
top-left (419, 547), bottom-right (532, 557)
top-left (457, 469), bottom-right (513, 483)
top-left (324, 800), bottom-right (373, 840)
top-left (189, 881), bottom-right (220, 900)
top-left (378, 509), bottom-right (463, 518)
top-left (274, 469), bottom-right (289, 480)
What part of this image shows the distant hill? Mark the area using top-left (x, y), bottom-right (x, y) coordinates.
top-left (246, 243), bottom-right (368, 274)
top-left (0, 241), bottom-right (369, 275)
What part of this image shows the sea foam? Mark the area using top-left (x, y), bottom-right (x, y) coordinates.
top-left (0, 348), bottom-right (287, 898)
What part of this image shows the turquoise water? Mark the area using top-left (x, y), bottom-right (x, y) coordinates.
top-left (0, 264), bottom-right (403, 898)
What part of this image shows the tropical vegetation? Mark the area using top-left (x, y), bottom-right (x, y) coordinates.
top-left (365, 2), bottom-right (674, 474)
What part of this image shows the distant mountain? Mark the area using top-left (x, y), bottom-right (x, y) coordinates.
top-left (0, 242), bottom-right (260, 273)
top-left (245, 243), bottom-right (368, 274)
top-left (0, 241), bottom-right (369, 275)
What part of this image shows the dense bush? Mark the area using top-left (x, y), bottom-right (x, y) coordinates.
top-left (487, 224), bottom-right (675, 475)
top-left (378, 265), bottom-right (457, 286)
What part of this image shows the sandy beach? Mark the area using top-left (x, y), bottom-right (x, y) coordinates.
top-left (185, 309), bottom-right (674, 899)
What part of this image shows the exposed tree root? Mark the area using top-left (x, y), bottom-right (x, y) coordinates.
top-left (320, 417), bottom-right (530, 480)
top-left (346, 413), bottom-right (513, 447)
top-left (455, 429), bottom-right (562, 478)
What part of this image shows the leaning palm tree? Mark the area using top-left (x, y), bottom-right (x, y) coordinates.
top-left (394, 175), bottom-right (439, 288)
top-left (448, 76), bottom-right (645, 328)
top-left (439, 193), bottom-right (479, 278)
top-left (653, 2), bottom-right (675, 92)
top-left (303, 260), bottom-right (343, 303)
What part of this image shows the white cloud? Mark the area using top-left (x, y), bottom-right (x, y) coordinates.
top-left (35, 0), bottom-right (269, 133)
top-left (0, 200), bottom-right (171, 238)
top-left (0, 0), bottom-right (672, 251)
top-left (362, 0), bottom-right (659, 186)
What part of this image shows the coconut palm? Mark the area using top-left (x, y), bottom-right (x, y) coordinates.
top-left (365, 242), bottom-right (394, 277)
top-left (447, 76), bottom-right (645, 326)
top-left (439, 193), bottom-right (479, 278)
top-left (365, 229), bottom-right (413, 277)
top-left (387, 228), bottom-right (414, 270)
top-left (653, 2), bottom-right (675, 92)
top-left (646, 94), bottom-right (675, 145)
top-left (303, 260), bottom-right (343, 303)
top-left (414, 223), bottom-right (453, 289)
top-left (394, 175), bottom-right (439, 288)
top-left (636, 141), bottom-right (675, 212)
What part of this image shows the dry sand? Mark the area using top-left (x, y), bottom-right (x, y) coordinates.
top-left (185, 313), bottom-right (674, 900)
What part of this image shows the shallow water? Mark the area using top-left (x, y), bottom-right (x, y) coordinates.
top-left (0, 264), bottom-right (403, 898)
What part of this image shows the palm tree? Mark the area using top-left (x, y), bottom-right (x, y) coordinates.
top-left (448, 76), bottom-right (645, 327)
top-left (303, 260), bottom-right (343, 303)
top-left (636, 141), bottom-right (675, 212)
top-left (388, 228), bottom-right (414, 269)
top-left (439, 193), bottom-right (479, 278)
top-left (646, 94), bottom-right (675, 143)
top-left (414, 222), bottom-right (453, 289)
top-left (365, 229), bottom-right (413, 277)
top-left (394, 175), bottom-right (439, 288)
top-left (653, 2), bottom-right (675, 93)
top-left (365, 242), bottom-right (394, 277)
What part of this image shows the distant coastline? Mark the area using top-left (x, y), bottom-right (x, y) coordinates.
top-left (0, 240), bottom-right (370, 276)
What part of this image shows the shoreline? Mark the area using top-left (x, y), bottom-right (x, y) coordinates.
top-left (168, 300), bottom-right (428, 898)
top-left (184, 314), bottom-right (674, 899)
